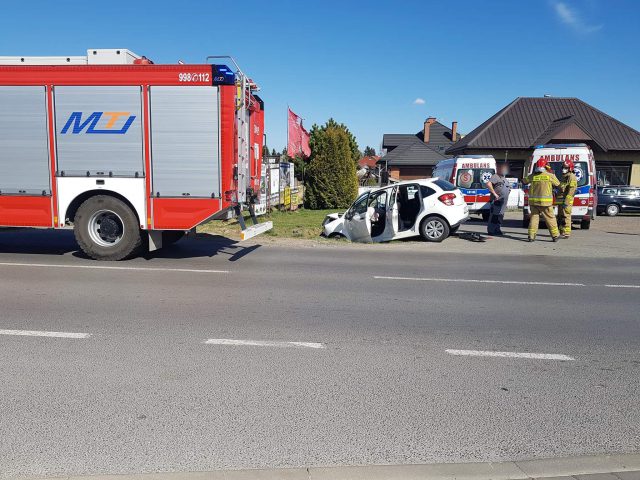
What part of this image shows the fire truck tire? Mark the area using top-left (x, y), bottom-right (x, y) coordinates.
top-left (580, 219), bottom-right (591, 230)
top-left (74, 195), bottom-right (142, 261)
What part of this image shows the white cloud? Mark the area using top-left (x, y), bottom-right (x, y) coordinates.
top-left (413, 98), bottom-right (426, 105)
top-left (552, 1), bottom-right (602, 33)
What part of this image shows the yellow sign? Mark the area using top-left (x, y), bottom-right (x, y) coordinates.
top-left (283, 187), bottom-right (291, 208)
top-left (236, 82), bottom-right (243, 109)
top-left (290, 190), bottom-right (300, 211)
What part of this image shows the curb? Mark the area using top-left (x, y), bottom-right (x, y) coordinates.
top-left (31, 453), bottom-right (640, 480)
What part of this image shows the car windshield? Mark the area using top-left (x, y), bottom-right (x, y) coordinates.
top-left (456, 168), bottom-right (495, 189)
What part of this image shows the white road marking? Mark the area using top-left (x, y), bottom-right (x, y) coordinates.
top-left (0, 329), bottom-right (91, 339)
top-left (374, 275), bottom-right (585, 287)
top-left (0, 262), bottom-right (229, 274)
top-left (374, 275), bottom-right (640, 289)
top-left (204, 338), bottom-right (326, 349)
top-left (445, 349), bottom-right (574, 361)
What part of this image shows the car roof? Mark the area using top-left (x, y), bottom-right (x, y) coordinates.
top-left (366, 178), bottom-right (450, 195)
top-left (391, 178), bottom-right (441, 187)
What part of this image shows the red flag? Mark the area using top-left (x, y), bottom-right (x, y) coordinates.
top-left (300, 123), bottom-right (311, 157)
top-left (287, 108), bottom-right (310, 158)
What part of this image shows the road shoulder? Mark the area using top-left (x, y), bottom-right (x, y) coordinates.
top-left (40, 453), bottom-right (640, 480)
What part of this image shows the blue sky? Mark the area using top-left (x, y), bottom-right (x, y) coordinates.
top-left (2, 0), bottom-right (638, 153)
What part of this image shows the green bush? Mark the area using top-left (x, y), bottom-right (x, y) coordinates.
top-left (305, 121), bottom-right (359, 209)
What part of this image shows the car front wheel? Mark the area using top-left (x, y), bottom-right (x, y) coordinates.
top-left (420, 216), bottom-right (450, 242)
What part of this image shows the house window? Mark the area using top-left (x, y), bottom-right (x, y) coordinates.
top-left (597, 165), bottom-right (631, 186)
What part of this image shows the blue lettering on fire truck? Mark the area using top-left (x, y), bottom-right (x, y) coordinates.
top-left (61, 111), bottom-right (136, 134)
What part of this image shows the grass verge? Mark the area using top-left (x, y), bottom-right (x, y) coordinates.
top-left (198, 208), bottom-right (338, 239)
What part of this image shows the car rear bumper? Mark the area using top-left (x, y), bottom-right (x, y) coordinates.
top-left (448, 208), bottom-right (470, 228)
top-left (451, 215), bottom-right (469, 229)
top-left (468, 206), bottom-right (490, 213)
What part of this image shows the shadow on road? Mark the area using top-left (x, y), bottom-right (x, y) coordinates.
top-left (605, 231), bottom-right (640, 236)
top-left (144, 233), bottom-right (261, 262)
top-left (497, 234), bottom-right (533, 242)
top-left (0, 228), bottom-right (261, 262)
top-left (501, 218), bottom-right (524, 228)
top-left (460, 217), bottom-right (523, 228)
top-left (0, 228), bottom-right (76, 256)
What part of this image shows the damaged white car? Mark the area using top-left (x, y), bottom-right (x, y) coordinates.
top-left (322, 179), bottom-right (469, 243)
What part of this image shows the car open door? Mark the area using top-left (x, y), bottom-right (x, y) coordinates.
top-left (344, 193), bottom-right (372, 242)
top-left (381, 186), bottom-right (399, 240)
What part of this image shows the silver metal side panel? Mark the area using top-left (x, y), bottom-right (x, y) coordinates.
top-left (149, 86), bottom-right (220, 198)
top-left (236, 107), bottom-right (250, 203)
top-left (0, 86), bottom-right (51, 194)
top-left (54, 86), bottom-right (143, 177)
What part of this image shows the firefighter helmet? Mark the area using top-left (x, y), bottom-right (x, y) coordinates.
top-left (563, 158), bottom-right (575, 171)
top-left (536, 158), bottom-right (549, 170)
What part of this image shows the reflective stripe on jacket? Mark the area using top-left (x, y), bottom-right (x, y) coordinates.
top-left (523, 172), bottom-right (560, 206)
top-left (557, 173), bottom-right (578, 206)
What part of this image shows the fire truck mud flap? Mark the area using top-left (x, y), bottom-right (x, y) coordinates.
top-left (240, 221), bottom-right (273, 241)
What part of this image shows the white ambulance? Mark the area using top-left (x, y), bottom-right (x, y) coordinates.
top-left (523, 143), bottom-right (597, 229)
top-left (433, 155), bottom-right (497, 220)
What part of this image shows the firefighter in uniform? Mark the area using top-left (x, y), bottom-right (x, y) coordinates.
top-left (523, 158), bottom-right (560, 242)
top-left (556, 159), bottom-right (578, 238)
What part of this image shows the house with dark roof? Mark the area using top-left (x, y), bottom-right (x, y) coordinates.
top-left (378, 118), bottom-right (461, 180)
top-left (446, 97), bottom-right (640, 185)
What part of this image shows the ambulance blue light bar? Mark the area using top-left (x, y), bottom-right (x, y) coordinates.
top-left (535, 143), bottom-right (588, 149)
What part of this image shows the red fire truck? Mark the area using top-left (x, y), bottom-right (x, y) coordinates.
top-left (0, 48), bottom-right (271, 260)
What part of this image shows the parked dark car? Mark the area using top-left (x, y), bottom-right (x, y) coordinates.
top-left (597, 186), bottom-right (640, 216)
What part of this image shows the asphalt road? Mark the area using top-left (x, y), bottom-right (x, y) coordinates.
top-left (1, 229), bottom-right (639, 479)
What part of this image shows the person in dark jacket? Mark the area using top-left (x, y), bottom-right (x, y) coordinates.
top-left (486, 163), bottom-right (512, 236)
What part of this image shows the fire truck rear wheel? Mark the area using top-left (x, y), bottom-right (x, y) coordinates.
top-left (74, 195), bottom-right (142, 261)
